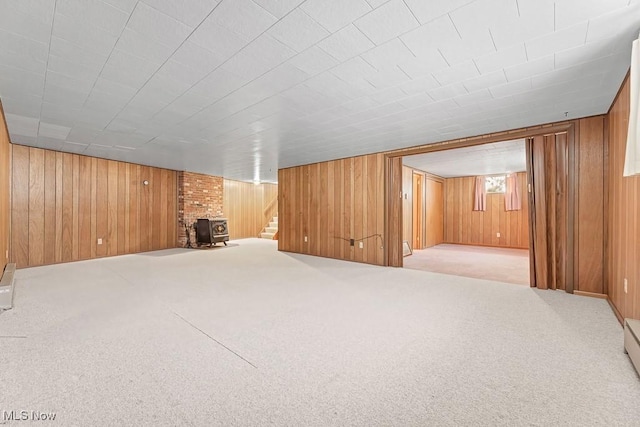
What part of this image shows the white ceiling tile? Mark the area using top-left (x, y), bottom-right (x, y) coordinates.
top-left (399, 51), bottom-right (450, 79)
top-left (586, 4), bottom-right (640, 43)
top-left (503, 55), bottom-right (554, 82)
top-left (221, 34), bottom-right (296, 81)
top-left (364, 0), bottom-right (388, 8)
top-left (171, 40), bottom-right (225, 74)
top-left (39, 122), bottom-right (72, 139)
top-left (115, 28), bottom-right (177, 64)
top-left (0, 96), bottom-right (43, 118)
top-left (101, 0), bottom-right (138, 13)
top-left (189, 18), bottom-right (250, 59)
top-left (0, 0), bottom-right (54, 43)
top-left (453, 88), bottom-right (493, 107)
top-left (0, 67), bottom-right (44, 98)
top-left (474, 44), bottom-right (527, 74)
top-left (52, 12), bottom-right (119, 53)
top-left (0, 30), bottom-right (48, 74)
top-left (43, 84), bottom-right (88, 109)
top-left (489, 0), bottom-right (554, 50)
top-left (400, 15), bottom-right (459, 56)
top-left (5, 114), bottom-right (40, 137)
top-left (56, 0), bottom-right (129, 36)
top-left (268, 9), bottom-right (329, 52)
top-left (525, 22), bottom-right (589, 61)
top-left (489, 78), bottom-right (532, 99)
top-left (432, 60), bottom-right (480, 86)
top-left (127, 2), bottom-right (193, 49)
top-left (404, 0), bottom-right (474, 24)
top-left (397, 74), bottom-right (440, 93)
top-left (251, 0), bottom-right (304, 19)
top-left (449, 0), bottom-right (517, 39)
top-left (189, 68), bottom-right (249, 103)
top-left (317, 24), bottom-right (375, 62)
top-left (301, 0), bottom-right (372, 33)
top-left (462, 70), bottom-right (507, 93)
top-left (365, 66), bottom-right (411, 90)
top-left (555, 0), bottom-right (628, 30)
top-left (210, 0), bottom-right (277, 41)
top-left (141, 0), bottom-right (220, 27)
top-left (427, 82), bottom-right (468, 101)
top-left (360, 38), bottom-right (415, 70)
top-left (354, 0), bottom-right (419, 45)
top-left (100, 49), bottom-right (162, 88)
top-left (158, 60), bottom-right (210, 86)
top-left (288, 46), bottom-right (339, 75)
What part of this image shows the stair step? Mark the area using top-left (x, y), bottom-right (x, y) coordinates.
top-left (265, 226), bottom-right (278, 233)
top-left (261, 232), bottom-right (276, 239)
top-left (272, 216), bottom-right (278, 223)
top-left (269, 221), bottom-right (278, 228)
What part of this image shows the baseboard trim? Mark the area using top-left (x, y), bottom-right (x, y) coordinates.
top-left (607, 297), bottom-right (624, 326)
top-left (574, 290), bottom-right (608, 300)
top-left (0, 263), bottom-right (16, 310)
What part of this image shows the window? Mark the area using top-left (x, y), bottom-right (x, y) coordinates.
top-left (485, 175), bottom-right (506, 193)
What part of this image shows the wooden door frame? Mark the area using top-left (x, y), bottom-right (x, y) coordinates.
top-left (383, 122), bottom-right (576, 293)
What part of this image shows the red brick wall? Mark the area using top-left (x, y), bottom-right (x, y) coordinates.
top-left (177, 171), bottom-right (224, 247)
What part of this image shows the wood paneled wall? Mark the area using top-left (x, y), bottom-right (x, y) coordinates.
top-left (607, 74), bottom-right (640, 321)
top-left (575, 117), bottom-right (606, 294)
top-left (278, 153), bottom-right (385, 265)
top-left (444, 172), bottom-right (529, 248)
top-left (401, 165), bottom-right (444, 250)
top-left (223, 179), bottom-right (278, 240)
top-left (425, 178), bottom-right (444, 248)
top-left (0, 101), bottom-right (10, 272)
top-left (401, 166), bottom-right (413, 245)
top-left (10, 145), bottom-right (178, 268)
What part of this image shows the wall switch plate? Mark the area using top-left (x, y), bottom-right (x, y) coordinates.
top-left (98, 238), bottom-right (103, 245)
top-left (496, 232), bottom-right (500, 238)
top-left (359, 242), bottom-right (363, 249)
top-left (304, 236), bottom-right (307, 242)
top-left (624, 278), bottom-right (628, 294)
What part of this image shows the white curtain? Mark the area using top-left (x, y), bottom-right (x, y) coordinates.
top-left (624, 32), bottom-right (640, 177)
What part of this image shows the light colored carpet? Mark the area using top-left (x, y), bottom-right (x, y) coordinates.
top-left (1, 238), bottom-right (638, 426)
top-left (403, 244), bottom-right (530, 285)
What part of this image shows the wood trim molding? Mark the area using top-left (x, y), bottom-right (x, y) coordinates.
top-left (607, 297), bottom-right (624, 326)
top-left (574, 290), bottom-right (607, 299)
top-left (385, 122), bottom-right (575, 158)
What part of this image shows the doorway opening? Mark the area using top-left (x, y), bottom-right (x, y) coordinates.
top-left (400, 139), bottom-right (530, 285)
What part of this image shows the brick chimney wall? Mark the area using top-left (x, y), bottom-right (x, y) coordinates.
top-left (177, 171), bottom-right (224, 247)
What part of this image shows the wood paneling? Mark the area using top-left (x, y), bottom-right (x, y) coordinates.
top-left (9, 146), bottom-right (178, 268)
top-left (412, 173), bottom-right (422, 250)
top-left (425, 178), bottom-right (444, 248)
top-left (575, 117), bottom-right (605, 294)
top-left (607, 74), bottom-right (640, 321)
top-left (443, 172), bottom-right (529, 249)
top-left (0, 101), bottom-right (10, 272)
top-left (279, 153), bottom-right (386, 266)
top-left (401, 166), bottom-right (413, 246)
top-left (223, 179), bottom-right (278, 240)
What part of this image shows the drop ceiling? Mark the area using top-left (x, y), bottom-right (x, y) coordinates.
top-left (0, 0), bottom-right (638, 183)
top-left (403, 138), bottom-right (526, 178)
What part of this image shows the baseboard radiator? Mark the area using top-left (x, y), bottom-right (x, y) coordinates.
top-left (0, 263), bottom-right (16, 310)
top-left (624, 319), bottom-right (640, 376)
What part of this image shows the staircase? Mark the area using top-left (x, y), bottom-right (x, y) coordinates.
top-left (260, 215), bottom-right (278, 240)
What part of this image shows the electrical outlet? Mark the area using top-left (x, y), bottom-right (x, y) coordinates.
top-left (496, 232), bottom-right (500, 238)
top-left (359, 241), bottom-right (363, 249)
top-left (304, 236), bottom-right (308, 242)
top-left (624, 278), bottom-right (628, 294)
top-left (97, 238), bottom-right (103, 245)
top-left (349, 239), bottom-right (354, 246)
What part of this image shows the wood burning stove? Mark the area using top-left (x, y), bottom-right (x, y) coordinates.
top-left (195, 218), bottom-right (229, 247)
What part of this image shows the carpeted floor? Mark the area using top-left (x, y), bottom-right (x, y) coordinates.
top-left (403, 243), bottom-right (530, 285)
top-left (1, 239), bottom-right (638, 426)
